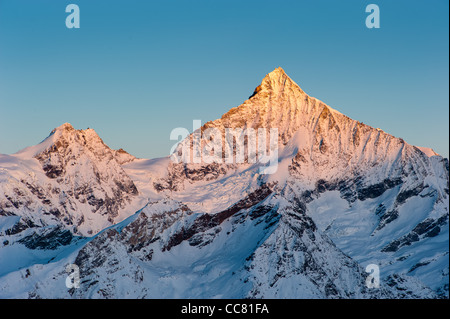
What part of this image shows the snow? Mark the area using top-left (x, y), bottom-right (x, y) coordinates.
top-left (0, 123), bottom-right (144, 237)
top-left (0, 68), bottom-right (447, 299)
top-left (306, 186), bottom-right (448, 292)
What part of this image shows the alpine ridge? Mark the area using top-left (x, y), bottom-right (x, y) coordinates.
top-left (0, 68), bottom-right (448, 299)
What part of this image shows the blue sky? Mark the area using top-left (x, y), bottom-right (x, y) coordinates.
top-left (0, 0), bottom-right (448, 158)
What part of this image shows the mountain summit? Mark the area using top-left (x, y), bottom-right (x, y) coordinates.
top-left (257, 67), bottom-right (305, 95)
top-left (1, 123), bottom-right (139, 237)
top-left (205, 67), bottom-right (342, 148)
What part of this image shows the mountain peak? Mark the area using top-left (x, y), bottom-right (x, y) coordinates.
top-left (249, 67), bottom-right (304, 99)
top-left (50, 122), bottom-right (74, 134)
top-left (44, 123), bottom-right (104, 153)
top-left (267, 66), bottom-right (287, 77)
top-left (13, 123), bottom-right (136, 168)
top-left (58, 122), bottom-right (74, 130)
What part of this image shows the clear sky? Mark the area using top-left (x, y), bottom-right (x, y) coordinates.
top-left (0, 0), bottom-right (448, 159)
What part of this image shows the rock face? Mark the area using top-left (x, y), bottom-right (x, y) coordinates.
top-left (0, 68), bottom-right (448, 299)
top-left (0, 123), bottom-right (139, 237)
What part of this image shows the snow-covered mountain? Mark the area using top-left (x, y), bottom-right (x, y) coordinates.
top-left (0, 68), bottom-right (448, 298)
top-left (0, 123), bottom-right (143, 238)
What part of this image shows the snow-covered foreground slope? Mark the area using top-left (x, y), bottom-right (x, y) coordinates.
top-left (0, 194), bottom-right (435, 298)
top-left (0, 68), bottom-right (448, 298)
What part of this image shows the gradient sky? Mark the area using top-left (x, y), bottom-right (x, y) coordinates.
top-left (0, 0), bottom-right (448, 159)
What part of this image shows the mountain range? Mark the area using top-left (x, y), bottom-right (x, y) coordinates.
top-left (0, 67), bottom-right (448, 298)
